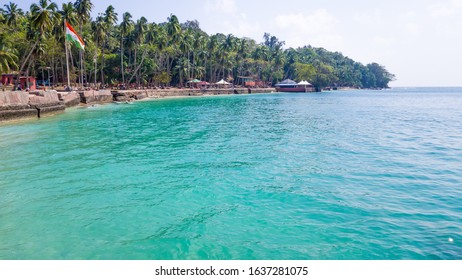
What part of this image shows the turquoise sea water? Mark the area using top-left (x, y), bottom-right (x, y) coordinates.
top-left (1, 88), bottom-right (461, 260)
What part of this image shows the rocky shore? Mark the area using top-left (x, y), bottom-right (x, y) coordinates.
top-left (0, 87), bottom-right (275, 122)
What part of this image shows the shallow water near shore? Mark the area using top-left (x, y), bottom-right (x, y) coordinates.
top-left (1, 88), bottom-right (462, 259)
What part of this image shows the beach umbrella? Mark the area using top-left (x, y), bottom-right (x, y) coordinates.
top-left (216, 79), bottom-right (231, 85)
top-left (298, 80), bottom-right (312, 86)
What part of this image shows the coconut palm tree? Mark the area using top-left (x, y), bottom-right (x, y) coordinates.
top-left (192, 33), bottom-right (206, 80)
top-left (100, 5), bottom-right (117, 86)
top-left (30, 0), bottom-right (58, 35)
top-left (58, 2), bottom-right (78, 26)
top-left (166, 14), bottom-right (181, 43)
top-left (179, 29), bottom-right (193, 79)
top-left (219, 34), bottom-right (237, 80)
top-left (2, 2), bottom-right (24, 29)
top-left (165, 14), bottom-right (181, 79)
top-left (56, 2), bottom-right (77, 85)
top-left (74, 0), bottom-right (93, 26)
top-left (91, 14), bottom-right (105, 86)
top-left (74, 0), bottom-right (93, 87)
top-left (0, 43), bottom-right (18, 73)
top-left (13, 0), bottom-right (57, 90)
top-left (119, 12), bottom-right (133, 84)
top-left (207, 34), bottom-right (219, 82)
top-left (132, 16), bottom-right (147, 86)
top-left (175, 57), bottom-right (190, 87)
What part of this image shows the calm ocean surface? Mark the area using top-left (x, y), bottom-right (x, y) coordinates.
top-left (1, 88), bottom-right (461, 260)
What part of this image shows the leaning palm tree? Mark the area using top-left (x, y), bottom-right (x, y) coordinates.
top-left (119, 12), bottom-right (133, 84)
top-left (13, 0), bottom-right (57, 90)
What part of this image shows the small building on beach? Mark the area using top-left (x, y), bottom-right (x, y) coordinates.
top-left (275, 79), bottom-right (314, 92)
top-left (1, 74), bottom-right (37, 90)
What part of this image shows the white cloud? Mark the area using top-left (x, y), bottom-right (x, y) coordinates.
top-left (205, 0), bottom-right (237, 14)
top-left (428, 0), bottom-right (462, 18)
top-left (274, 9), bottom-right (344, 49)
top-left (220, 14), bottom-right (262, 38)
top-left (201, 1), bottom-right (262, 39)
top-left (405, 22), bottom-right (421, 36)
top-left (373, 36), bottom-right (395, 46)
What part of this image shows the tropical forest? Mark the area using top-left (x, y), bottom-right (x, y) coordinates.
top-left (0, 0), bottom-right (395, 90)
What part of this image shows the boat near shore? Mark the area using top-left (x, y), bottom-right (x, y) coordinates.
top-left (275, 79), bottom-right (315, 92)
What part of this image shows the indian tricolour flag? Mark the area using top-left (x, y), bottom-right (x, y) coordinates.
top-left (65, 21), bottom-right (85, 50)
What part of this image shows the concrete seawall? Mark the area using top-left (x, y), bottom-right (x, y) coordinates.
top-left (1, 88), bottom-right (275, 122)
top-left (0, 90), bottom-right (66, 121)
top-left (113, 88), bottom-right (275, 101)
top-left (0, 91), bottom-right (36, 120)
top-left (79, 90), bottom-right (113, 104)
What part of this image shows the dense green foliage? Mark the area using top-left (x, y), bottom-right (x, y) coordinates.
top-left (0, 0), bottom-right (395, 89)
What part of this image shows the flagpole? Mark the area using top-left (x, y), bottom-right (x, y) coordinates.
top-left (79, 50), bottom-right (83, 89)
top-left (64, 20), bottom-right (71, 90)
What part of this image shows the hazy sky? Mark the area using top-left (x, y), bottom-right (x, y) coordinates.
top-left (13, 0), bottom-right (462, 86)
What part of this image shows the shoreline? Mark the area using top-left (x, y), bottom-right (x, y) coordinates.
top-left (0, 87), bottom-right (276, 124)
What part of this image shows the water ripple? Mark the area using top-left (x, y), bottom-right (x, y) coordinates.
top-left (1, 89), bottom-right (462, 259)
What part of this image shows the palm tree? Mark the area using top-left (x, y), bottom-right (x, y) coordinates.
top-left (133, 16), bottom-right (147, 86)
top-left (74, 0), bottom-right (93, 26)
top-left (74, 0), bottom-right (93, 87)
top-left (146, 23), bottom-right (169, 84)
top-left (219, 34), bottom-right (237, 80)
top-left (13, 0), bottom-right (57, 90)
top-left (58, 2), bottom-right (77, 26)
top-left (166, 14), bottom-right (181, 43)
top-left (0, 43), bottom-right (18, 73)
top-left (165, 14), bottom-right (181, 79)
top-left (100, 5), bottom-right (117, 86)
top-left (192, 33), bottom-right (206, 80)
top-left (179, 29), bottom-right (193, 79)
top-left (174, 57), bottom-right (190, 87)
top-left (119, 12), bottom-right (133, 84)
top-left (2, 2), bottom-right (24, 29)
top-left (30, 0), bottom-right (58, 35)
top-left (91, 14), bottom-right (105, 87)
top-left (57, 2), bottom-right (77, 86)
top-left (207, 34), bottom-right (219, 82)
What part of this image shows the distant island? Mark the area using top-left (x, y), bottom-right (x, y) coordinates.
top-left (0, 0), bottom-right (395, 91)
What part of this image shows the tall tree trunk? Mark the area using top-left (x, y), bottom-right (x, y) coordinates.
top-left (61, 56), bottom-right (65, 85)
top-left (134, 48), bottom-right (137, 87)
top-left (25, 59), bottom-right (32, 89)
top-left (79, 50), bottom-right (83, 88)
top-left (101, 48), bottom-right (105, 87)
top-left (94, 51), bottom-right (98, 88)
top-left (127, 48), bottom-right (147, 85)
top-left (14, 40), bottom-right (39, 90)
top-left (121, 38), bottom-right (124, 84)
